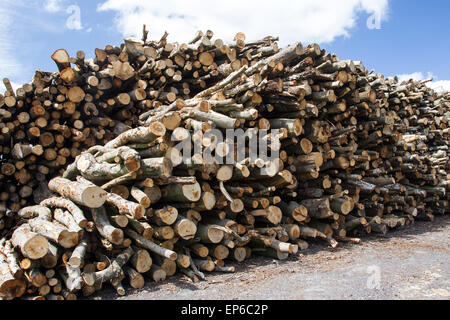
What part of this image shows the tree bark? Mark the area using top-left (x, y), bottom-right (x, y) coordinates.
top-left (41, 197), bottom-right (87, 228)
top-left (29, 218), bottom-right (79, 249)
top-left (82, 247), bottom-right (134, 286)
top-left (48, 177), bottom-right (106, 209)
top-left (125, 229), bottom-right (177, 260)
top-left (11, 224), bottom-right (49, 259)
top-left (91, 207), bottom-right (124, 245)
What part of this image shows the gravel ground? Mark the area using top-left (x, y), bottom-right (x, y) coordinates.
top-left (91, 215), bottom-right (450, 300)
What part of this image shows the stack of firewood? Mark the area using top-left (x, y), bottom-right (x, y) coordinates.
top-left (0, 28), bottom-right (448, 300)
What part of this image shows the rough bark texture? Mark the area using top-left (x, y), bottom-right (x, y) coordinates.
top-left (11, 225), bottom-right (49, 260)
top-left (48, 177), bottom-right (106, 209)
top-left (0, 29), bottom-right (448, 300)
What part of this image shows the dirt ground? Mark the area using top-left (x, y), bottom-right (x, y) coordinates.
top-left (90, 215), bottom-right (450, 300)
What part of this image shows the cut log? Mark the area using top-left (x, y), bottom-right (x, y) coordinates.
top-left (130, 186), bottom-right (151, 208)
top-left (48, 177), bottom-right (106, 209)
top-left (40, 242), bottom-right (59, 269)
top-left (123, 266), bottom-right (145, 289)
top-left (91, 207), bottom-right (124, 245)
top-left (68, 235), bottom-right (88, 268)
top-left (29, 218), bottom-right (79, 249)
top-left (300, 198), bottom-right (333, 219)
top-left (130, 247), bottom-right (152, 273)
top-left (0, 240), bottom-right (22, 279)
top-left (196, 224), bottom-right (224, 244)
top-left (51, 49), bottom-right (71, 71)
top-left (0, 257), bottom-right (26, 300)
top-left (153, 255), bottom-right (177, 276)
top-left (151, 206), bottom-right (178, 226)
top-left (40, 197), bottom-right (87, 228)
top-left (11, 224), bottom-right (49, 259)
top-left (148, 264), bottom-right (166, 282)
top-left (82, 247), bottom-right (134, 286)
top-left (53, 208), bottom-right (83, 235)
top-left (125, 229), bottom-right (177, 260)
top-left (173, 215), bottom-right (197, 240)
top-left (105, 192), bottom-right (145, 219)
top-left (278, 201), bottom-right (308, 222)
top-left (249, 206), bottom-right (283, 225)
top-left (161, 182), bottom-right (202, 202)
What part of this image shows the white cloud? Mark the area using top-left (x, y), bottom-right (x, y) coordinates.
top-left (97, 0), bottom-right (389, 45)
top-left (66, 5), bottom-right (83, 30)
top-left (0, 1), bottom-right (27, 84)
top-left (44, 0), bottom-right (64, 13)
top-left (427, 80), bottom-right (450, 93)
top-left (44, 1), bottom-right (84, 31)
top-left (396, 72), bottom-right (450, 93)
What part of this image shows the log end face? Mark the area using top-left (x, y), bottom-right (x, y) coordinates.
top-left (58, 231), bottom-right (79, 249)
top-left (230, 199), bottom-right (244, 213)
top-left (176, 219), bottom-right (197, 240)
top-left (24, 235), bottom-right (49, 260)
top-left (177, 255), bottom-right (191, 268)
top-left (125, 158), bottom-right (141, 172)
top-left (82, 186), bottom-right (107, 208)
top-left (168, 251), bottom-right (178, 261)
top-left (216, 166), bottom-right (233, 182)
top-left (135, 251), bottom-right (152, 273)
top-left (267, 206), bottom-right (283, 225)
top-left (130, 274), bottom-right (145, 289)
top-left (182, 183), bottom-right (202, 202)
top-left (340, 200), bottom-right (353, 215)
top-left (300, 138), bottom-right (313, 154)
top-left (293, 119), bottom-right (303, 136)
top-left (78, 219), bottom-right (88, 229)
top-left (214, 245), bottom-right (230, 260)
top-left (240, 165), bottom-right (250, 178)
top-left (197, 247), bottom-right (209, 258)
top-left (233, 247), bottom-right (247, 262)
top-left (205, 260), bottom-right (215, 272)
top-left (111, 228), bottom-right (124, 245)
top-left (293, 205), bottom-right (308, 222)
top-left (0, 279), bottom-right (26, 300)
top-left (207, 228), bottom-right (224, 244)
top-left (149, 121), bottom-right (166, 137)
top-left (68, 256), bottom-right (82, 268)
top-left (158, 207), bottom-right (178, 225)
top-left (202, 191), bottom-right (217, 210)
top-left (51, 49), bottom-right (70, 64)
top-left (290, 225), bottom-right (301, 239)
top-left (165, 148), bottom-right (183, 168)
top-left (163, 260), bottom-right (177, 276)
top-left (162, 158), bottom-right (174, 178)
top-left (82, 272), bottom-right (96, 287)
top-left (133, 205), bottom-right (146, 220)
top-left (152, 269), bottom-right (167, 282)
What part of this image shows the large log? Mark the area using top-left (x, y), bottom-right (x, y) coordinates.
top-left (0, 257), bottom-right (26, 300)
top-left (48, 177), bottom-right (106, 209)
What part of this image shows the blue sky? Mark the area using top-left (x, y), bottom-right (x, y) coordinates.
top-left (1, 0), bottom-right (449, 92)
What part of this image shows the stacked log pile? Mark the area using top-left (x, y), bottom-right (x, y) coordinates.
top-left (0, 28), bottom-right (449, 300)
